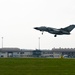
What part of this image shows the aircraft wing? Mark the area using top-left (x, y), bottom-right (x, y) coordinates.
top-left (47, 27), bottom-right (60, 32)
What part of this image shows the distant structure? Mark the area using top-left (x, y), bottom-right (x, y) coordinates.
top-left (0, 47), bottom-right (75, 58)
top-left (52, 48), bottom-right (75, 58)
top-left (2, 37), bottom-right (3, 48)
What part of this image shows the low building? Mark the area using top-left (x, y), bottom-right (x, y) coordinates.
top-left (20, 49), bottom-right (33, 58)
top-left (33, 49), bottom-right (42, 57)
top-left (52, 48), bottom-right (75, 58)
top-left (0, 48), bottom-right (75, 58)
top-left (0, 48), bottom-right (20, 57)
top-left (41, 50), bottom-right (53, 58)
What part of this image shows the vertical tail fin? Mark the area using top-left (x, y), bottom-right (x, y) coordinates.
top-left (63, 25), bottom-right (75, 32)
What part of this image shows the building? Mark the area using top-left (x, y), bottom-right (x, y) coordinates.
top-left (20, 49), bottom-right (33, 58)
top-left (52, 48), bottom-right (75, 58)
top-left (41, 50), bottom-right (53, 58)
top-left (33, 49), bottom-right (42, 57)
top-left (0, 48), bottom-right (20, 57)
top-left (0, 48), bottom-right (75, 58)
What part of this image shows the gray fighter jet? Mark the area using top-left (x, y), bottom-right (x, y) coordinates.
top-left (34, 25), bottom-right (75, 37)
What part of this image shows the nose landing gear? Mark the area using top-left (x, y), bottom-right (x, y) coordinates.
top-left (42, 32), bottom-right (43, 35)
top-left (42, 31), bottom-right (44, 35)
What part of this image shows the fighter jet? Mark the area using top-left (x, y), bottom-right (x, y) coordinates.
top-left (34, 25), bottom-right (75, 37)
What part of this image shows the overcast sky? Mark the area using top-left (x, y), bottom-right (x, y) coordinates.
top-left (0, 0), bottom-right (75, 49)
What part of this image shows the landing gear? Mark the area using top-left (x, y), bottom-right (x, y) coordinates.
top-left (54, 34), bottom-right (57, 37)
top-left (42, 32), bottom-right (44, 35)
top-left (42, 32), bottom-right (43, 35)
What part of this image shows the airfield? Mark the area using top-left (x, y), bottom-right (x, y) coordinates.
top-left (0, 58), bottom-right (75, 75)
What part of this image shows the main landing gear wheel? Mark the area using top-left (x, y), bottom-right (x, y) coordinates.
top-left (54, 34), bottom-right (57, 37)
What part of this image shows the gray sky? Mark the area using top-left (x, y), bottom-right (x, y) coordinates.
top-left (0, 0), bottom-right (75, 49)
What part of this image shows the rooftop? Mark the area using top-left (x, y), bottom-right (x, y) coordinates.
top-left (52, 48), bottom-right (75, 52)
top-left (0, 48), bottom-right (20, 52)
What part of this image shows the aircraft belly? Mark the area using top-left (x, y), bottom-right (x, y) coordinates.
top-left (50, 30), bottom-right (70, 35)
top-left (49, 31), bottom-right (62, 35)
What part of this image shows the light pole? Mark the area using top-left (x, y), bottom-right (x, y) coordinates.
top-left (2, 37), bottom-right (3, 48)
top-left (38, 37), bottom-right (40, 50)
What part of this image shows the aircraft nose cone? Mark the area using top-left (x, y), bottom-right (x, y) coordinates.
top-left (34, 27), bottom-right (38, 30)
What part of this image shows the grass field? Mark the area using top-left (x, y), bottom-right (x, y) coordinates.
top-left (0, 58), bottom-right (75, 75)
